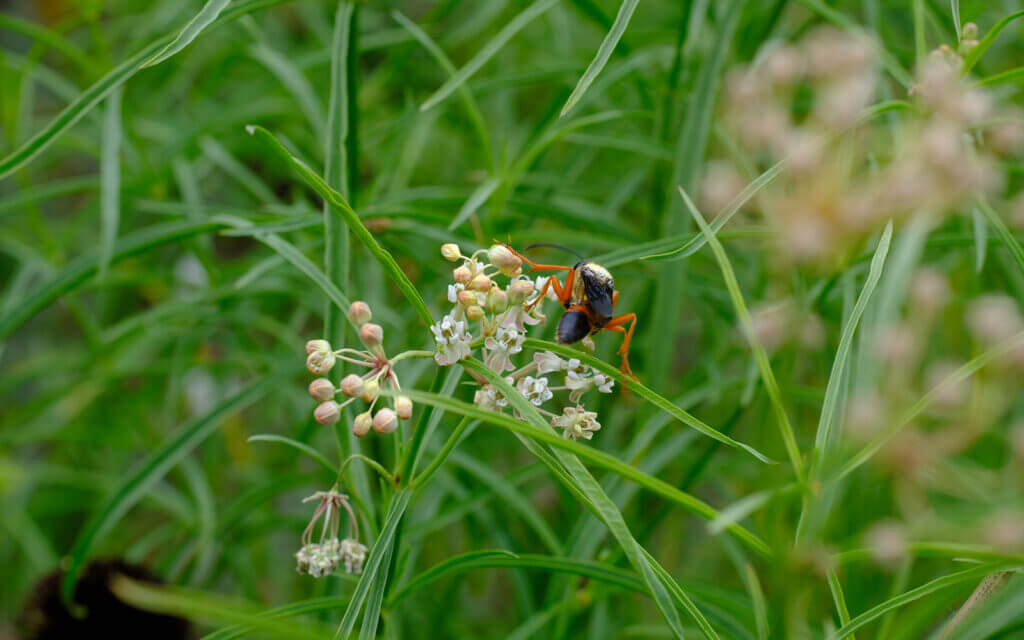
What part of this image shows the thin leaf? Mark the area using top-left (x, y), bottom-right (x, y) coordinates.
top-left (744, 564), bottom-right (770, 640)
top-left (973, 207), bottom-right (988, 272)
top-left (977, 66), bottom-right (1024, 86)
top-left (98, 86), bottom-right (122, 276)
top-left (951, 0), bottom-right (961, 41)
top-left (247, 125), bottom-right (434, 327)
top-left (977, 197), bottom-right (1024, 276)
top-left (449, 177), bottom-right (500, 230)
top-left (419, 0), bottom-right (561, 112)
top-left (248, 435), bottom-right (338, 475)
top-left (142, 0), bottom-right (233, 68)
top-left (61, 376), bottom-right (280, 601)
top-left (828, 570), bottom-right (855, 639)
top-left (560, 0), bottom-right (641, 117)
top-left (204, 596), bottom-right (350, 640)
top-left (962, 10), bottom-right (1024, 75)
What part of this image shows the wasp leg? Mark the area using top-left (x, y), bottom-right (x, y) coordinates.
top-left (603, 313), bottom-right (637, 379)
top-left (496, 243), bottom-right (572, 274)
top-left (528, 269), bottom-right (575, 311)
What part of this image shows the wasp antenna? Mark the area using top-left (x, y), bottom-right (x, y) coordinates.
top-left (524, 243), bottom-right (585, 262)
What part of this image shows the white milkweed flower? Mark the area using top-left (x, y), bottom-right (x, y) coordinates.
top-left (295, 539), bottom-right (341, 577)
top-left (296, 490), bottom-right (362, 578)
top-left (474, 384), bottom-right (500, 411)
top-left (340, 538), bottom-right (368, 574)
top-left (552, 406), bottom-right (601, 441)
top-left (484, 325), bottom-right (525, 372)
top-left (447, 283), bottom-right (465, 303)
top-left (517, 375), bottom-right (552, 406)
top-left (534, 351), bottom-right (566, 374)
top-left (431, 313), bottom-right (473, 365)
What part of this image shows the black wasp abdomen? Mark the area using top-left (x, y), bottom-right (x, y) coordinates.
top-left (556, 310), bottom-right (591, 344)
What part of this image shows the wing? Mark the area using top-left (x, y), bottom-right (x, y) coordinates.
top-left (582, 271), bottom-right (614, 319)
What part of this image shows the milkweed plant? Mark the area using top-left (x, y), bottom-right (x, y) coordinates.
top-left (5, 1), bottom-right (1024, 639)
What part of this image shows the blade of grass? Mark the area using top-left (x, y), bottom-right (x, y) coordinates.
top-left (828, 570), bottom-right (855, 639)
top-left (204, 596), bottom-right (351, 640)
top-left (247, 434), bottom-right (339, 476)
top-left (0, 13), bottom-right (100, 76)
top-left (972, 207), bottom-right (987, 272)
top-left (61, 374), bottom-right (282, 602)
top-left (977, 197), bottom-right (1024, 275)
top-left (679, 186), bottom-right (804, 483)
top-left (951, 1), bottom-right (961, 41)
top-left (744, 564), bottom-right (770, 640)
top-left (449, 177), bottom-right (500, 230)
top-left (250, 42), bottom-right (326, 139)
top-left (98, 86), bottom-right (122, 276)
top-left (560, 0), bottom-right (641, 117)
top-left (247, 125), bottom-right (433, 327)
top-left (141, 0), bottom-right (232, 68)
top-left (419, 0), bottom-right (561, 112)
top-left (976, 66), bottom-right (1024, 86)
top-left (961, 10), bottom-right (1024, 75)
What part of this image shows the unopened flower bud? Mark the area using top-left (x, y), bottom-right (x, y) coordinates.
top-left (361, 379), bottom-right (380, 402)
top-left (962, 22), bottom-right (978, 40)
top-left (306, 350), bottom-right (336, 375)
top-left (372, 408), bottom-right (398, 434)
top-left (470, 274), bottom-right (492, 292)
top-left (359, 323), bottom-right (384, 349)
top-left (508, 279), bottom-right (534, 304)
top-left (488, 244), bottom-right (522, 277)
top-left (457, 290), bottom-right (477, 307)
top-left (308, 378), bottom-right (336, 402)
top-left (441, 243), bottom-right (462, 261)
top-left (353, 411), bottom-right (372, 437)
top-left (453, 265), bottom-right (472, 284)
top-left (340, 374), bottom-right (364, 398)
top-left (314, 401), bottom-right (341, 425)
top-left (395, 395), bottom-right (413, 420)
top-left (306, 339), bottom-right (331, 355)
top-left (347, 301), bottom-right (372, 326)
top-left (466, 305), bottom-right (485, 321)
top-left (487, 287), bottom-right (508, 313)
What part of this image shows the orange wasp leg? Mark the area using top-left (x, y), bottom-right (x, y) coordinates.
top-left (603, 312), bottom-right (637, 379)
top-left (497, 243), bottom-right (575, 309)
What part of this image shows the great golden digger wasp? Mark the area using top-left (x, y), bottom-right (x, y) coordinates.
top-left (498, 243), bottom-right (638, 379)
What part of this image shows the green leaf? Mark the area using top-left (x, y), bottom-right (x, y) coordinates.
top-left (962, 10), bottom-right (1024, 74)
top-left (61, 375), bottom-right (281, 602)
top-left (977, 197), bottom-right (1024, 276)
top-left (560, 0), bottom-right (641, 117)
top-left (98, 86), bottom-right (122, 276)
top-left (973, 207), bottom-right (988, 272)
top-left (247, 125), bottom-right (434, 327)
top-left (204, 596), bottom-right (350, 640)
top-left (449, 177), bottom-right (500, 230)
top-left (419, 0), bottom-right (561, 112)
top-left (248, 434), bottom-right (338, 476)
top-left (142, 0), bottom-right (233, 68)
top-left (680, 186), bottom-right (804, 484)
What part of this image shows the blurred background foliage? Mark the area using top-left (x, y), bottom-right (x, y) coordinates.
top-left (3, 0), bottom-right (1024, 638)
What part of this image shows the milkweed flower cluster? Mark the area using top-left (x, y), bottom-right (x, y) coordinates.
top-left (430, 243), bottom-right (615, 440)
top-left (304, 301), bottom-right (415, 437)
top-left (708, 25), bottom-right (1022, 265)
top-left (294, 489), bottom-right (367, 577)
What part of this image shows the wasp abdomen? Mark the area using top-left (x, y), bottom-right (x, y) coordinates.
top-left (557, 310), bottom-right (591, 344)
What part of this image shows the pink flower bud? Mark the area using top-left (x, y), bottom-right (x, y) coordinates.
top-left (457, 290), bottom-right (477, 307)
top-left (508, 279), bottom-right (534, 304)
top-left (372, 408), bottom-right (398, 434)
top-left (470, 274), bottom-right (492, 292)
top-left (395, 395), bottom-right (413, 420)
top-left (314, 401), bottom-right (341, 425)
top-left (306, 350), bottom-right (336, 375)
top-left (340, 374), bottom-right (364, 398)
top-left (359, 323), bottom-right (384, 349)
top-left (353, 411), bottom-right (373, 437)
top-left (347, 301), bottom-right (372, 326)
top-left (466, 305), bottom-right (485, 321)
top-left (441, 243), bottom-right (462, 262)
top-left (488, 244), bottom-right (522, 277)
top-left (487, 287), bottom-right (508, 313)
top-left (453, 265), bottom-right (472, 284)
top-left (306, 339), bottom-right (331, 355)
top-left (308, 378), bottom-right (336, 402)
top-left (361, 379), bottom-right (380, 403)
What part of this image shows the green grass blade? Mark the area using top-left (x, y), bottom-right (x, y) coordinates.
top-left (521, 338), bottom-right (774, 463)
top-left (560, 0), bottom-right (641, 117)
top-left (0, 13), bottom-right (100, 76)
top-left (248, 434), bottom-right (339, 475)
top-left (204, 596), bottom-right (351, 640)
top-left (972, 207), bottom-right (987, 272)
top-left (449, 177), bottom-right (500, 230)
top-left (828, 570), bottom-right (855, 639)
top-left (251, 42), bottom-right (326, 139)
top-left (642, 549), bottom-right (722, 640)
top-left (962, 10), bottom-right (1024, 74)
top-left (200, 136), bottom-right (280, 204)
top-left (977, 66), bottom-right (1024, 86)
top-left (61, 375), bottom-right (281, 602)
top-left (142, 0), bottom-right (232, 68)
top-left (951, 0), bottom-right (961, 41)
top-left (680, 186), bottom-right (804, 484)
top-left (0, 219), bottom-right (226, 339)
top-left (419, 0), bottom-right (560, 112)
top-left (744, 564), bottom-right (770, 640)
top-left (977, 197), bottom-right (1024, 275)
top-left (0, 177), bottom-right (98, 217)
top-left (247, 125), bottom-right (434, 327)
top-left (98, 86), bottom-right (122, 276)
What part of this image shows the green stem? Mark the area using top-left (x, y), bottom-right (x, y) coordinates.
top-left (397, 367), bottom-right (449, 484)
top-left (411, 416), bottom-right (473, 490)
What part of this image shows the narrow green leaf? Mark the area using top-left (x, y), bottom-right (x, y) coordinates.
top-left (142, 0), bottom-right (232, 68)
top-left (247, 125), bottom-right (434, 327)
top-left (681, 186), bottom-right (804, 483)
top-left (744, 564), bottom-right (770, 640)
top-left (977, 66), bottom-right (1024, 86)
top-left (973, 207), bottom-right (988, 272)
top-left (962, 10), bottom-right (1024, 75)
top-left (248, 434), bottom-right (338, 475)
top-left (0, 177), bottom-right (98, 217)
top-left (951, 0), bottom-right (961, 41)
top-left (977, 197), bottom-right (1024, 276)
top-left (204, 596), bottom-right (350, 640)
top-left (61, 376), bottom-right (280, 602)
top-left (98, 86), bottom-right (122, 276)
top-left (560, 0), bottom-right (641, 117)
top-left (419, 0), bottom-right (561, 112)
top-left (522, 338), bottom-right (775, 464)
top-left (449, 177), bottom-right (500, 230)
top-left (828, 570), bottom-right (855, 639)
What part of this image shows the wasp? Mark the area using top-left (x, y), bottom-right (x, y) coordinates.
top-left (498, 242), bottom-right (638, 378)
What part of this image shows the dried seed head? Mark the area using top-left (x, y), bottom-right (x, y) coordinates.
top-left (340, 374), bottom-right (364, 398)
top-left (308, 378), bottom-right (336, 402)
top-left (306, 339), bottom-right (332, 355)
top-left (441, 243), bottom-right (462, 262)
top-left (361, 379), bottom-right (380, 403)
top-left (347, 301), bottom-right (372, 326)
top-left (314, 401), bottom-right (341, 425)
top-left (508, 279), bottom-right (535, 304)
top-left (306, 350), bottom-right (336, 375)
top-left (372, 408), bottom-right (398, 434)
top-left (353, 411), bottom-right (373, 437)
top-left (488, 244), bottom-right (522, 277)
top-left (466, 305), bottom-right (485, 321)
top-left (487, 287), bottom-right (509, 313)
top-left (453, 265), bottom-right (472, 284)
top-left (470, 274), bottom-right (492, 292)
top-left (358, 323), bottom-right (384, 350)
top-left (395, 395), bottom-right (413, 420)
